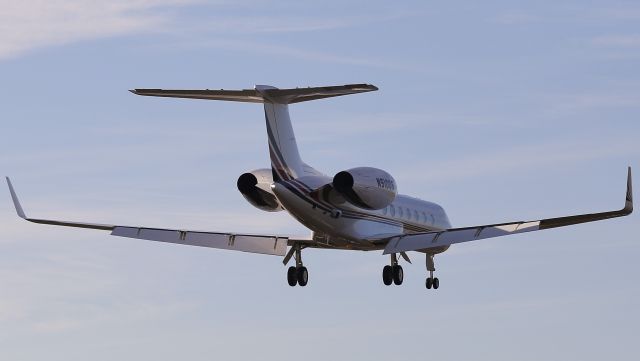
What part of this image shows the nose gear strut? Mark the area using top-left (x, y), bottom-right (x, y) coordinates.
top-left (425, 254), bottom-right (439, 289)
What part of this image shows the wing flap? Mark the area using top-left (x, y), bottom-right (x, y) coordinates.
top-left (112, 227), bottom-right (288, 256)
top-left (384, 221), bottom-right (541, 254)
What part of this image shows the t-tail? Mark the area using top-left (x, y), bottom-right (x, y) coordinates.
top-left (130, 84), bottom-right (378, 181)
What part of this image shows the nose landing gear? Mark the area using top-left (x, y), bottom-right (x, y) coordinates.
top-left (425, 254), bottom-right (439, 290)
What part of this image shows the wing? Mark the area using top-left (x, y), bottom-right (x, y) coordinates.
top-left (6, 177), bottom-right (306, 256)
top-left (383, 168), bottom-right (633, 254)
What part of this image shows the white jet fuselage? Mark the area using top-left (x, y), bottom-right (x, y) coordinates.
top-left (272, 174), bottom-right (452, 251)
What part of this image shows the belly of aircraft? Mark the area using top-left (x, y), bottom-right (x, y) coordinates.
top-left (272, 181), bottom-right (403, 249)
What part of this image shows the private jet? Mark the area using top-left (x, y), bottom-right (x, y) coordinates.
top-left (6, 84), bottom-right (633, 288)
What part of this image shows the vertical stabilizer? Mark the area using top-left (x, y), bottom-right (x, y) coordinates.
top-left (256, 85), bottom-right (304, 181)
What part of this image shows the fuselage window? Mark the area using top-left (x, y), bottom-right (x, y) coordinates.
top-left (430, 214), bottom-right (435, 225)
top-left (390, 205), bottom-right (396, 217)
top-left (414, 210), bottom-right (419, 222)
top-left (398, 207), bottom-right (403, 218)
top-left (382, 206), bottom-right (388, 215)
top-left (406, 208), bottom-right (412, 220)
top-left (422, 212), bottom-right (428, 224)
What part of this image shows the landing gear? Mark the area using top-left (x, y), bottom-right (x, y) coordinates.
top-left (425, 254), bottom-right (440, 290)
top-left (286, 244), bottom-right (309, 287)
top-left (382, 265), bottom-right (393, 286)
top-left (382, 253), bottom-right (403, 286)
top-left (425, 275), bottom-right (439, 289)
top-left (393, 265), bottom-right (404, 285)
top-left (287, 266), bottom-right (298, 286)
top-left (287, 265), bottom-right (308, 287)
top-left (297, 266), bottom-right (309, 286)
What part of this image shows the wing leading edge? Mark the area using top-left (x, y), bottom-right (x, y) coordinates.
top-left (383, 167), bottom-right (633, 254)
top-left (5, 177), bottom-right (301, 256)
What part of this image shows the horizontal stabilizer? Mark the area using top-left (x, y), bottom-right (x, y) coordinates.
top-left (130, 84), bottom-right (378, 104)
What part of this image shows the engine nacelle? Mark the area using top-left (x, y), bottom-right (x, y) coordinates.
top-left (237, 169), bottom-right (283, 212)
top-left (332, 167), bottom-right (397, 210)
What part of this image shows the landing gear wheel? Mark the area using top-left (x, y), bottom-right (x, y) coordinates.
top-left (382, 265), bottom-right (393, 286)
top-left (297, 266), bottom-right (308, 287)
top-left (433, 277), bottom-right (439, 289)
top-left (425, 277), bottom-right (433, 289)
top-left (392, 265), bottom-right (404, 285)
top-left (287, 266), bottom-right (298, 287)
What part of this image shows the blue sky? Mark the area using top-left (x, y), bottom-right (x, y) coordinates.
top-left (0, 1), bottom-right (638, 360)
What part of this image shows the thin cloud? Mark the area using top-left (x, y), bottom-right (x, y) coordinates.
top-left (0, 0), bottom-right (201, 60)
top-left (187, 12), bottom-right (412, 34)
top-left (592, 7), bottom-right (640, 21)
top-left (297, 111), bottom-right (507, 142)
top-left (397, 137), bottom-right (639, 183)
top-left (0, 2), bottom-right (414, 68)
top-left (171, 38), bottom-right (422, 71)
top-left (545, 93), bottom-right (640, 116)
top-left (492, 5), bottom-right (640, 25)
top-left (492, 11), bottom-right (542, 25)
top-left (592, 35), bottom-right (640, 47)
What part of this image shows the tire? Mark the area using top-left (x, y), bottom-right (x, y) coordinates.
top-left (297, 266), bottom-right (308, 287)
top-left (433, 277), bottom-right (439, 289)
top-left (392, 265), bottom-right (403, 285)
top-left (382, 265), bottom-right (393, 286)
top-left (287, 266), bottom-right (298, 287)
top-left (425, 277), bottom-right (433, 289)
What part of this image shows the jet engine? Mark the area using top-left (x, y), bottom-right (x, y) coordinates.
top-left (237, 169), bottom-right (283, 212)
top-left (332, 167), bottom-right (397, 210)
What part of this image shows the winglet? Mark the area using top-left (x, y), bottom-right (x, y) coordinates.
top-left (624, 167), bottom-right (633, 214)
top-left (6, 177), bottom-right (26, 219)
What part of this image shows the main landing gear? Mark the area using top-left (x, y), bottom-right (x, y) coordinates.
top-left (425, 254), bottom-right (439, 290)
top-left (382, 253), bottom-right (403, 286)
top-left (286, 244), bottom-right (308, 287)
